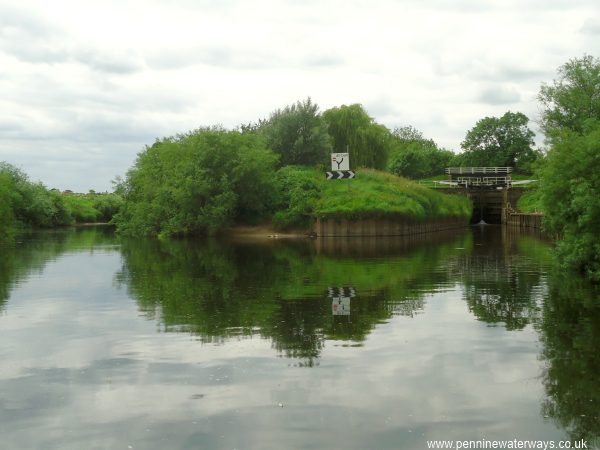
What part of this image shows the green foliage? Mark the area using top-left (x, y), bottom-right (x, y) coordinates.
top-left (539, 55), bottom-right (600, 138)
top-left (262, 98), bottom-right (331, 167)
top-left (459, 111), bottom-right (538, 172)
top-left (272, 167), bottom-right (471, 227)
top-left (0, 162), bottom-right (73, 236)
top-left (539, 122), bottom-right (600, 280)
top-left (388, 126), bottom-right (454, 179)
top-left (63, 195), bottom-right (100, 222)
top-left (114, 127), bottom-right (279, 237)
top-left (272, 166), bottom-right (322, 229)
top-left (322, 104), bottom-right (392, 170)
top-left (92, 193), bottom-right (124, 222)
top-left (58, 193), bottom-right (123, 223)
top-left (0, 173), bottom-right (16, 243)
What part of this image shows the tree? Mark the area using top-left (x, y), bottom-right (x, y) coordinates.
top-left (0, 172), bottom-right (16, 242)
top-left (0, 161), bottom-right (72, 231)
top-left (539, 121), bottom-right (600, 280)
top-left (322, 104), bottom-right (392, 170)
top-left (539, 55), bottom-right (600, 138)
top-left (262, 98), bottom-right (331, 167)
top-left (114, 127), bottom-right (279, 237)
top-left (460, 111), bottom-right (537, 171)
top-left (388, 126), bottom-right (454, 179)
top-left (537, 55), bottom-right (600, 281)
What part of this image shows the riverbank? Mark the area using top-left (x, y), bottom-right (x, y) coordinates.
top-left (222, 224), bottom-right (310, 240)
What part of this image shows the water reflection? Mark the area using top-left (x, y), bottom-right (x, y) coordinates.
top-left (538, 274), bottom-right (600, 448)
top-left (1, 226), bottom-right (600, 448)
top-left (115, 230), bottom-right (471, 366)
top-left (450, 226), bottom-right (551, 330)
top-left (0, 226), bottom-right (116, 311)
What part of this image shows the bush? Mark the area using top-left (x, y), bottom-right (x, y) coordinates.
top-left (114, 127), bottom-right (279, 237)
top-left (272, 166), bottom-right (322, 230)
top-left (63, 195), bottom-right (100, 223)
top-left (539, 122), bottom-right (600, 280)
top-left (0, 162), bottom-right (72, 233)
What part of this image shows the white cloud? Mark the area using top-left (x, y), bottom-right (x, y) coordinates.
top-left (1, 0), bottom-right (599, 190)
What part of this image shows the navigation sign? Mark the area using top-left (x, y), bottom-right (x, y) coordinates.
top-left (328, 286), bottom-right (355, 316)
top-left (332, 297), bottom-right (351, 316)
top-left (326, 171), bottom-right (355, 180)
top-left (331, 153), bottom-right (350, 171)
top-left (328, 287), bottom-right (356, 298)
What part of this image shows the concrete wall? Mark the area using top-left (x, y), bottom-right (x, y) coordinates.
top-left (313, 216), bottom-right (468, 237)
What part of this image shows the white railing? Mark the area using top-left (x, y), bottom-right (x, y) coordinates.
top-left (445, 167), bottom-right (513, 174)
top-left (456, 176), bottom-right (510, 186)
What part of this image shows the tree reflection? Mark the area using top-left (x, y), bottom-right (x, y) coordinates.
top-left (116, 231), bottom-right (470, 365)
top-left (0, 226), bottom-right (115, 311)
top-left (452, 226), bottom-right (550, 330)
top-left (538, 274), bottom-right (600, 448)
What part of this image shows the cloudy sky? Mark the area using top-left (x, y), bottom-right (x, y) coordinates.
top-left (1, 0), bottom-right (599, 191)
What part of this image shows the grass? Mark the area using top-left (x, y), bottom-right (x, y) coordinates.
top-left (274, 167), bottom-right (472, 228)
top-left (516, 190), bottom-right (544, 213)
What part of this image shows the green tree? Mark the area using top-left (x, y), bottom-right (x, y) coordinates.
top-left (537, 56), bottom-right (600, 281)
top-left (388, 126), bottom-right (454, 179)
top-left (460, 111), bottom-right (537, 171)
top-left (539, 121), bottom-right (600, 280)
top-left (539, 55), bottom-right (600, 138)
top-left (262, 98), bottom-right (331, 167)
top-left (322, 104), bottom-right (392, 170)
top-left (0, 161), bottom-right (72, 231)
top-left (114, 127), bottom-right (279, 237)
top-left (0, 173), bottom-right (16, 242)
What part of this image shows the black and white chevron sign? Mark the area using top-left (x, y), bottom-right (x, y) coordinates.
top-left (326, 170), bottom-right (355, 180)
top-left (327, 287), bottom-right (356, 298)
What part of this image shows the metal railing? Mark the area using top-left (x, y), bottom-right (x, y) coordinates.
top-left (445, 167), bottom-right (513, 174)
top-left (456, 176), bottom-right (510, 186)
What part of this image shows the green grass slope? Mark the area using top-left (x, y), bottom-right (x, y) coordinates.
top-left (274, 167), bottom-right (472, 228)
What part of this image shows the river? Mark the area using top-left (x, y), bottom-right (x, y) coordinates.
top-left (0, 225), bottom-right (598, 449)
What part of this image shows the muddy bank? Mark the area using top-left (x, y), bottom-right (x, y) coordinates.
top-left (221, 225), bottom-right (311, 240)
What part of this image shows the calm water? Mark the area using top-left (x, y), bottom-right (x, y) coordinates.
top-left (0, 226), bottom-right (599, 450)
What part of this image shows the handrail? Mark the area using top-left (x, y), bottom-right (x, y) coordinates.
top-left (445, 167), bottom-right (513, 174)
top-left (456, 176), bottom-right (511, 186)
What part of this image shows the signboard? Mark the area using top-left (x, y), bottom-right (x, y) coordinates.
top-left (331, 153), bottom-right (349, 171)
top-left (328, 287), bottom-right (356, 298)
top-left (332, 297), bottom-right (351, 316)
top-left (326, 171), bottom-right (355, 180)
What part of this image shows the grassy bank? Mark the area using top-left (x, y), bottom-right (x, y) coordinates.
top-left (516, 190), bottom-right (544, 213)
top-left (273, 167), bottom-right (472, 229)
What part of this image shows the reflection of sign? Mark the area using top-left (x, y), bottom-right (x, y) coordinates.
top-left (326, 170), bottom-right (355, 180)
top-left (331, 153), bottom-right (350, 171)
top-left (328, 287), bottom-right (356, 298)
top-left (332, 297), bottom-right (351, 316)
